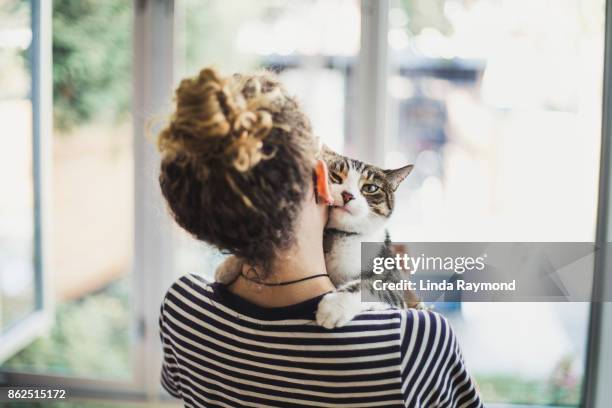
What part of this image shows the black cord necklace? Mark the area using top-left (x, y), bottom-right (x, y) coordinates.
top-left (239, 268), bottom-right (330, 287)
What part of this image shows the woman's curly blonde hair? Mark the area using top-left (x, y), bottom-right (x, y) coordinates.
top-left (158, 67), bottom-right (318, 268)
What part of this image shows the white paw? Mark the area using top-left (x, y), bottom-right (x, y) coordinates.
top-left (214, 256), bottom-right (241, 284)
top-left (316, 292), bottom-right (362, 329)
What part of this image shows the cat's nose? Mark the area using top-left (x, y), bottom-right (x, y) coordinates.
top-left (341, 191), bottom-right (354, 205)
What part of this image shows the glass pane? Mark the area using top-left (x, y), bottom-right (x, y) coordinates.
top-left (2, 0), bottom-right (134, 379)
top-left (0, 0), bottom-right (36, 333)
top-left (173, 0), bottom-right (360, 278)
top-left (386, 0), bottom-right (604, 405)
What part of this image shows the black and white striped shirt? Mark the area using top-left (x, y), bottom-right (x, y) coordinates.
top-left (159, 274), bottom-right (483, 407)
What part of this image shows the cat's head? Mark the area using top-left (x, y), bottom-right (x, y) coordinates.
top-left (323, 150), bottom-right (413, 234)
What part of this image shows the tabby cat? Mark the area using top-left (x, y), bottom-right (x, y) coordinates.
top-left (215, 148), bottom-right (417, 328)
top-left (314, 148), bottom-right (417, 328)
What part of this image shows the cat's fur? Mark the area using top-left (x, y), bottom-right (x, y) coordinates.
top-left (215, 148), bottom-right (417, 328)
top-left (315, 148), bottom-right (416, 328)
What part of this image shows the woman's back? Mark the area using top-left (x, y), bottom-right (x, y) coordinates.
top-left (160, 274), bottom-right (483, 408)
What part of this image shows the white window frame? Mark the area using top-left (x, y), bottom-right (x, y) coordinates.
top-left (132, 0), bottom-right (178, 401)
top-left (0, 0), bottom-right (53, 365)
top-left (355, 0), bottom-right (389, 167)
top-left (584, 0), bottom-right (612, 407)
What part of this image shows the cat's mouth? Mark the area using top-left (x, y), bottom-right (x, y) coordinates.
top-left (331, 205), bottom-right (353, 215)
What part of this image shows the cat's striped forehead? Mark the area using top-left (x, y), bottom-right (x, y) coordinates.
top-left (326, 156), bottom-right (395, 217)
top-left (328, 157), bottom-right (386, 182)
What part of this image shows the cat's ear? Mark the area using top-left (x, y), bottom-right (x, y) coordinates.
top-left (319, 143), bottom-right (340, 161)
top-left (384, 164), bottom-right (414, 191)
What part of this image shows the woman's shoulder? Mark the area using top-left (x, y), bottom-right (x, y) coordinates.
top-left (168, 272), bottom-right (212, 291)
top-left (403, 308), bottom-right (453, 333)
top-left (401, 308), bottom-right (449, 325)
top-left (161, 273), bottom-right (215, 309)
top-left (173, 273), bottom-right (212, 289)
top-left (353, 308), bottom-right (456, 347)
top-left (351, 307), bottom-right (450, 336)
top-left (356, 307), bottom-right (446, 325)
top-left (395, 308), bottom-right (458, 352)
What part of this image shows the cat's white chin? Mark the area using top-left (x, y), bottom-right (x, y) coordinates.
top-left (328, 208), bottom-right (387, 235)
top-left (328, 208), bottom-right (358, 230)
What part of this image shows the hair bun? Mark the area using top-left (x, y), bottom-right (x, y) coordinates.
top-left (158, 67), bottom-right (276, 174)
top-left (228, 110), bottom-right (274, 172)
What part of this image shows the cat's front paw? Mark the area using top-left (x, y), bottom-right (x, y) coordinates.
top-left (316, 292), bottom-right (362, 329)
top-left (214, 256), bottom-right (241, 285)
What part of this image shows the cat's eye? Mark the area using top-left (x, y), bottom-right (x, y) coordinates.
top-left (329, 172), bottom-right (342, 184)
top-left (362, 184), bottom-right (379, 194)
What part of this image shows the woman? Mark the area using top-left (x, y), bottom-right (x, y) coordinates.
top-left (157, 67), bottom-right (483, 407)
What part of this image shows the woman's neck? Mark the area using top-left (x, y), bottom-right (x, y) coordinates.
top-left (229, 258), bottom-right (334, 308)
top-left (227, 199), bottom-right (335, 308)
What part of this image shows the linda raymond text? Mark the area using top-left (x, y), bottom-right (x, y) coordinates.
top-left (372, 279), bottom-right (517, 293)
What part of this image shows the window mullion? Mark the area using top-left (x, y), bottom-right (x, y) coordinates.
top-left (132, 0), bottom-right (177, 401)
top-left (355, 0), bottom-right (389, 167)
top-left (585, 0), bottom-right (612, 406)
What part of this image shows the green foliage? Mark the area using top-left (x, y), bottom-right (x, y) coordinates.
top-left (52, 0), bottom-right (131, 131)
top-left (400, 0), bottom-right (452, 36)
top-left (476, 373), bottom-right (581, 406)
top-left (179, 0), bottom-right (261, 76)
top-left (4, 280), bottom-right (131, 379)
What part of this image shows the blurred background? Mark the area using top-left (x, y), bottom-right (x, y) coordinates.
top-left (0, 0), bottom-right (608, 406)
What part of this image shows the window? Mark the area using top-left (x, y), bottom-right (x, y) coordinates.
top-left (0, 0), bottom-right (36, 335)
top-left (2, 0), bottom-right (135, 381)
top-left (384, 0), bottom-right (605, 405)
top-left (0, 0), bottom-right (51, 364)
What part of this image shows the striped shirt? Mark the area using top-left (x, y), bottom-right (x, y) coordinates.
top-left (159, 274), bottom-right (483, 408)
